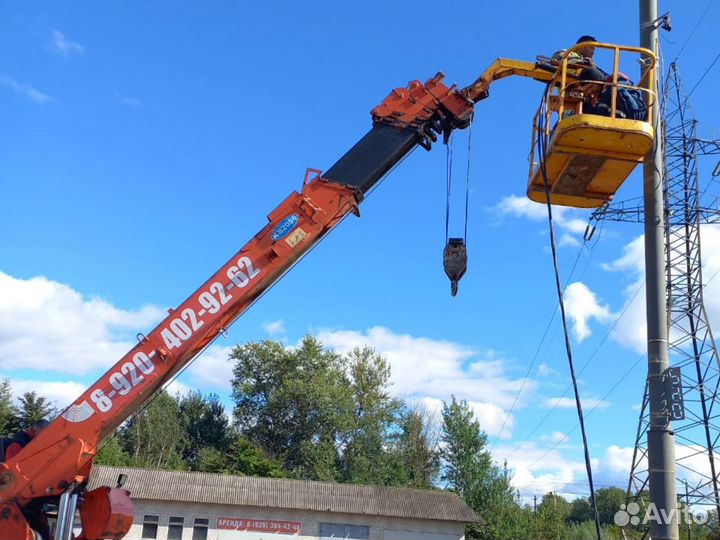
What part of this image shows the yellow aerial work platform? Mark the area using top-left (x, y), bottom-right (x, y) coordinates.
top-left (525, 43), bottom-right (656, 208)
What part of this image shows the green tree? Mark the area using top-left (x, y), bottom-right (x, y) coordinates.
top-left (535, 492), bottom-right (571, 540)
top-left (178, 390), bottom-right (230, 470)
top-left (120, 391), bottom-right (187, 469)
top-left (339, 347), bottom-right (403, 485)
top-left (232, 337), bottom-right (349, 477)
top-left (95, 435), bottom-right (132, 466)
top-left (594, 487), bottom-right (626, 526)
top-left (397, 406), bottom-right (440, 489)
top-left (226, 436), bottom-right (285, 477)
top-left (0, 378), bottom-right (19, 437)
top-left (568, 497), bottom-right (593, 524)
top-left (440, 396), bottom-right (492, 497)
top-left (440, 397), bottom-right (518, 540)
top-left (16, 391), bottom-right (56, 429)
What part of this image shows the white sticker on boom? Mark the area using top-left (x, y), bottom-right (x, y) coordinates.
top-left (285, 227), bottom-right (307, 248)
top-left (61, 401), bottom-right (95, 423)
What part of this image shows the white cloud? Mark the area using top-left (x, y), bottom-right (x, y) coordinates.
top-left (0, 272), bottom-right (165, 375)
top-left (564, 282), bottom-right (612, 342)
top-left (537, 362), bottom-right (558, 377)
top-left (50, 30), bottom-right (84, 57)
top-left (559, 234), bottom-right (581, 248)
top-left (494, 443), bottom-right (636, 498)
top-left (114, 91), bottom-right (143, 108)
top-left (543, 396), bottom-right (611, 410)
top-left (603, 228), bottom-right (720, 354)
top-left (541, 431), bottom-right (568, 443)
top-left (316, 326), bottom-right (535, 438)
top-left (262, 319), bottom-right (286, 336)
top-left (187, 345), bottom-right (234, 390)
top-left (495, 440), bottom-right (590, 498)
top-left (6, 378), bottom-right (87, 409)
top-left (164, 378), bottom-right (191, 398)
top-left (496, 195), bottom-right (590, 246)
top-left (0, 74), bottom-right (53, 103)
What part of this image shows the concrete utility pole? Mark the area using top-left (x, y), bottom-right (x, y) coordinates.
top-left (640, 0), bottom-right (679, 538)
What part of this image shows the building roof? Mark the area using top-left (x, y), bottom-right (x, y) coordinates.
top-left (89, 465), bottom-right (480, 523)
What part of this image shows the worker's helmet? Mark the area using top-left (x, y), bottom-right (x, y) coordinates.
top-left (576, 35), bottom-right (597, 43)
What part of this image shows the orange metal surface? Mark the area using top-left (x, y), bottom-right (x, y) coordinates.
top-left (79, 487), bottom-right (133, 540)
top-left (0, 174), bottom-right (360, 535)
top-left (372, 73), bottom-right (473, 130)
top-left (0, 502), bottom-right (35, 539)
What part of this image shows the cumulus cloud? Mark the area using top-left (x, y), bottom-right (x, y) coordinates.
top-left (187, 345), bottom-right (234, 390)
top-left (50, 30), bottom-right (84, 57)
top-left (6, 378), bottom-right (87, 409)
top-left (0, 74), bottom-right (53, 103)
top-left (496, 195), bottom-right (590, 245)
top-left (544, 396), bottom-right (611, 410)
top-left (262, 319), bottom-right (286, 336)
top-left (0, 272), bottom-right (165, 375)
top-left (316, 326), bottom-right (534, 438)
top-left (564, 282), bottom-right (612, 341)
top-left (495, 440), bottom-right (590, 498)
top-left (537, 362), bottom-right (558, 377)
top-left (603, 227), bottom-right (720, 354)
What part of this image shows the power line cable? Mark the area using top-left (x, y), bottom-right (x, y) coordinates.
top-left (671, 0), bottom-right (717, 64)
top-left (684, 51), bottom-right (720, 104)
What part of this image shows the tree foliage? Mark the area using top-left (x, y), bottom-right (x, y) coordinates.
top-left (8, 337), bottom-right (720, 540)
top-left (0, 378), bottom-right (19, 437)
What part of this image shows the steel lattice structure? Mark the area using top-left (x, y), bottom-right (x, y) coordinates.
top-left (591, 63), bottom-right (720, 514)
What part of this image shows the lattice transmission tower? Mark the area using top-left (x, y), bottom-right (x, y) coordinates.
top-left (589, 62), bottom-right (720, 513)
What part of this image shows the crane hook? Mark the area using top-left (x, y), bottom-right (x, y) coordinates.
top-left (443, 238), bottom-right (467, 297)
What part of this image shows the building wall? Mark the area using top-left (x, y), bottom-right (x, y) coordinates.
top-left (122, 499), bottom-right (466, 540)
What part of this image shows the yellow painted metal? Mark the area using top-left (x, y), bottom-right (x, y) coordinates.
top-left (525, 42), bottom-right (656, 208)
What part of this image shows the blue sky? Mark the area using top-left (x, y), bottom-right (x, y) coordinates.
top-left (2, 1), bottom-right (720, 499)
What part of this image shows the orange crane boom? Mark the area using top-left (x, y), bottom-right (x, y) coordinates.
top-left (0, 73), bottom-right (474, 540)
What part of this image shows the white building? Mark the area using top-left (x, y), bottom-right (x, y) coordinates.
top-left (89, 466), bottom-right (479, 540)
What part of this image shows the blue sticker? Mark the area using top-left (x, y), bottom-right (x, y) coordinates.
top-left (272, 214), bottom-right (299, 241)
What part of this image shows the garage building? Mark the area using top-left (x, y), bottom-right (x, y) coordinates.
top-left (89, 466), bottom-right (479, 540)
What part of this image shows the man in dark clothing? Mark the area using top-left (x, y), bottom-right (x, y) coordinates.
top-left (0, 419), bottom-right (50, 462)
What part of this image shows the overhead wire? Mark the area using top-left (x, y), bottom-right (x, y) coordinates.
top-left (525, 353), bottom-right (644, 471)
top-left (504, 280), bottom-right (645, 459)
top-left (489, 243), bottom-right (590, 451)
top-left (671, 0), bottom-right (717, 64)
top-left (684, 51), bottom-right (720, 104)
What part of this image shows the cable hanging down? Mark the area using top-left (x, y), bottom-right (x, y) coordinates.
top-left (536, 93), bottom-right (603, 540)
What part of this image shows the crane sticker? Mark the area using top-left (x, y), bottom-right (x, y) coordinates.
top-left (61, 400), bottom-right (95, 423)
top-left (272, 214), bottom-right (299, 241)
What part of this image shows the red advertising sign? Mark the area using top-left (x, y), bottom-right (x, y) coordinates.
top-left (217, 518), bottom-right (303, 535)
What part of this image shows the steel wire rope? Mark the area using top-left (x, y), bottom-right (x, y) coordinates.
top-left (445, 133), bottom-right (453, 243)
top-left (536, 91), bottom-right (602, 540)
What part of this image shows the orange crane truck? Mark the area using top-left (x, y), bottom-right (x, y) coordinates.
top-left (0, 42), bottom-right (655, 540)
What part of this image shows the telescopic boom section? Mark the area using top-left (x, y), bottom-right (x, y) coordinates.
top-left (0, 73), bottom-right (473, 540)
